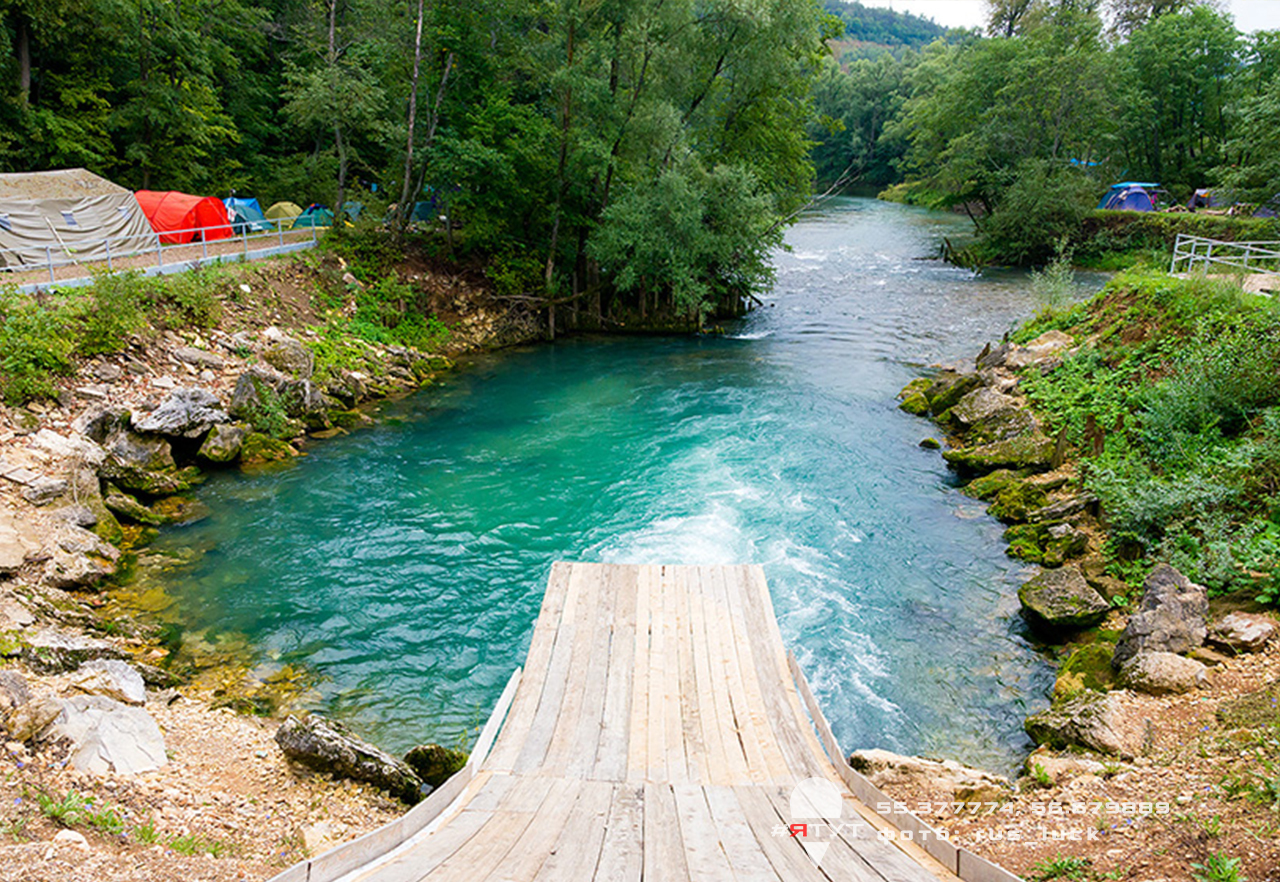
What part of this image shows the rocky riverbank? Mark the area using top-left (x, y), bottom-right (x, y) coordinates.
top-left (883, 327), bottom-right (1280, 881)
top-left (0, 254), bottom-right (541, 880)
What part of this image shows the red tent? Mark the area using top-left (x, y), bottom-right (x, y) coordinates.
top-left (135, 190), bottom-right (233, 244)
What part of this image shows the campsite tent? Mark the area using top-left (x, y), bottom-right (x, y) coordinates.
top-left (265, 201), bottom-right (303, 223)
top-left (0, 168), bottom-right (155, 267)
top-left (1098, 182), bottom-right (1162, 211)
top-left (1187, 188), bottom-right (1227, 210)
top-left (136, 190), bottom-right (232, 244)
top-left (292, 204), bottom-right (334, 229)
top-left (223, 196), bottom-right (272, 232)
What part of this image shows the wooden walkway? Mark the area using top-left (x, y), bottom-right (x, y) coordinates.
top-left (274, 564), bottom-right (1013, 882)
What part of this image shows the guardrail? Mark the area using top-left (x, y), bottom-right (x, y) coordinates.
top-left (1, 218), bottom-right (322, 293)
top-left (1170, 233), bottom-right (1280, 278)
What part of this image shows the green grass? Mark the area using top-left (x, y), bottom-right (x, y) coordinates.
top-left (1191, 853), bottom-right (1247, 882)
top-left (166, 832), bottom-right (228, 857)
top-left (1030, 854), bottom-right (1091, 881)
top-left (36, 789), bottom-right (125, 835)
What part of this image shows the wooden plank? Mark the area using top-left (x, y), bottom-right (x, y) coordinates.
top-left (478, 776), bottom-right (581, 882)
top-left (732, 784), bottom-right (828, 882)
top-left (706, 565), bottom-right (771, 784)
top-left (642, 781), bottom-right (689, 882)
top-left (545, 562), bottom-right (608, 776)
top-left (686, 562), bottom-right (730, 787)
top-left (531, 780), bottom-right (614, 881)
top-left (703, 785), bottom-right (784, 882)
top-left (645, 566), bottom-right (669, 782)
top-left (694, 566), bottom-right (751, 785)
top-left (672, 566), bottom-right (705, 784)
top-left (594, 566), bottom-right (638, 781)
top-left (662, 565), bottom-right (689, 783)
top-left (625, 564), bottom-right (653, 781)
top-left (594, 783), bottom-right (644, 882)
top-left (720, 566), bottom-right (793, 783)
top-left (424, 776), bottom-right (556, 882)
top-left (486, 563), bottom-right (574, 771)
top-left (671, 784), bottom-right (736, 880)
top-left (469, 666), bottom-right (522, 773)
top-left (512, 564), bottom-right (587, 773)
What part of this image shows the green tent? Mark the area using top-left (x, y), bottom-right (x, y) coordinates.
top-left (292, 205), bottom-right (334, 229)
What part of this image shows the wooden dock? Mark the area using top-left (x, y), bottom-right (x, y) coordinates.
top-left (271, 564), bottom-right (1018, 882)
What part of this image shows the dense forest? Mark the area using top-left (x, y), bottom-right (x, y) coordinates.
top-left (810, 0), bottom-right (1280, 262)
top-left (0, 0), bottom-right (837, 321)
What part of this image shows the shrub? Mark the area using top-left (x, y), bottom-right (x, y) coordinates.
top-left (0, 290), bottom-right (76, 404)
top-left (75, 271), bottom-right (147, 354)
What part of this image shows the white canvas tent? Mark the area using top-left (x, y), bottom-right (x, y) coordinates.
top-left (0, 168), bottom-right (155, 268)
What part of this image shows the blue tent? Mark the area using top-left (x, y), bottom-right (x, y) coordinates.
top-left (1097, 182), bottom-right (1161, 211)
top-left (223, 196), bottom-right (273, 232)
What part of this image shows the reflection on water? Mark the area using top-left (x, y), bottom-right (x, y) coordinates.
top-left (144, 198), bottom-right (1100, 772)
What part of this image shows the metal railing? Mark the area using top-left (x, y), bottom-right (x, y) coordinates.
top-left (1170, 234), bottom-right (1280, 278)
top-left (1, 217), bottom-right (322, 293)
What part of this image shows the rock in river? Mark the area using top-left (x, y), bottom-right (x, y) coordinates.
top-left (275, 714), bottom-right (424, 803)
top-left (1018, 565), bottom-right (1109, 631)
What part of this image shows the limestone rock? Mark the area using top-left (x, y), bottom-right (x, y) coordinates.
top-left (50, 505), bottom-right (96, 528)
top-left (6, 696), bottom-right (63, 742)
top-left (1018, 565), bottom-right (1109, 631)
top-left (100, 426), bottom-right (180, 493)
top-left (1118, 651), bottom-right (1208, 695)
top-left (1208, 612), bottom-right (1276, 653)
top-left (173, 347), bottom-right (226, 371)
top-left (976, 341), bottom-right (1012, 369)
top-left (948, 387), bottom-right (1019, 429)
top-left (0, 670), bottom-right (30, 710)
top-left (1112, 564), bottom-right (1208, 668)
top-left (847, 748), bottom-right (1011, 803)
top-left (28, 429), bottom-right (105, 468)
top-left (68, 660), bottom-right (146, 706)
top-left (103, 486), bottom-right (164, 526)
top-left (925, 372), bottom-right (982, 414)
top-left (197, 422), bottom-right (249, 463)
top-left (131, 387), bottom-right (229, 439)
top-left (0, 510), bottom-right (38, 573)
top-left (229, 365), bottom-right (288, 431)
top-left (1024, 692), bottom-right (1137, 756)
top-left (22, 476), bottom-right (68, 506)
top-left (11, 409), bottom-right (40, 434)
top-left (261, 339), bottom-right (315, 379)
top-left (41, 521), bottom-right (121, 589)
top-left (942, 432), bottom-right (1055, 474)
top-left (275, 714), bottom-right (423, 803)
top-left (1026, 753), bottom-right (1105, 784)
top-left (404, 743), bottom-right (468, 789)
top-left (1029, 494), bottom-right (1096, 523)
top-left (53, 829), bottom-right (90, 849)
top-left (240, 433), bottom-right (299, 465)
top-left (278, 377), bottom-right (334, 427)
top-left (46, 695), bottom-right (167, 775)
top-left (72, 406), bottom-right (131, 445)
top-left (898, 392), bottom-right (930, 416)
top-left (1006, 330), bottom-right (1074, 369)
top-left (59, 467), bottom-right (122, 546)
top-left (962, 469), bottom-right (1025, 501)
top-left (23, 629), bottom-right (127, 674)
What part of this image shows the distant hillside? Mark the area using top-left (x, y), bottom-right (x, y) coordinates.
top-left (823, 0), bottom-right (949, 48)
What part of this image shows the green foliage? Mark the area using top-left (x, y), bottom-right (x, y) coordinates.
top-left (1191, 854), bottom-right (1247, 882)
top-left (0, 289), bottom-right (76, 404)
top-left (166, 832), bottom-right (227, 857)
top-left (132, 817), bottom-right (161, 845)
top-left (36, 790), bottom-right (125, 835)
top-left (975, 161), bottom-right (1100, 265)
top-left (1029, 855), bottom-right (1091, 881)
top-left (74, 272), bottom-right (146, 354)
top-left (1028, 762), bottom-right (1053, 788)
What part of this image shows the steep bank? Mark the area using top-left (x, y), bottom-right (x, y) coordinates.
top-left (0, 252), bottom-right (540, 879)
top-left (883, 269), bottom-right (1280, 881)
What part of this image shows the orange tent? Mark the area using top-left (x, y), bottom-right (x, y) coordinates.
top-left (135, 190), bottom-right (233, 244)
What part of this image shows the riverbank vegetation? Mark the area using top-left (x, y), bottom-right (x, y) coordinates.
top-left (810, 0), bottom-right (1280, 264)
top-left (1017, 268), bottom-right (1280, 605)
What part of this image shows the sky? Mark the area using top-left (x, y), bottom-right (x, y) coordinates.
top-left (856, 0), bottom-right (1280, 33)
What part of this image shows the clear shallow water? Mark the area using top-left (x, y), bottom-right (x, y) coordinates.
top-left (147, 198), bottom-right (1094, 773)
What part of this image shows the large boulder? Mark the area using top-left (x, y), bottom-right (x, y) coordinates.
top-left (926, 372), bottom-right (982, 414)
top-left (261, 338), bottom-right (315, 379)
top-left (1024, 692), bottom-right (1138, 756)
top-left (45, 695), bottom-right (167, 775)
top-left (278, 377), bottom-right (335, 428)
top-left (1018, 565), bottom-right (1110, 631)
top-left (847, 748), bottom-right (1011, 804)
top-left (99, 426), bottom-right (197, 496)
top-left (1117, 651), bottom-right (1208, 695)
top-left (1006, 330), bottom-right (1074, 369)
top-left (0, 510), bottom-right (40, 574)
top-left (1207, 612), bottom-right (1276, 654)
top-left (197, 422), bottom-right (249, 463)
top-left (1112, 564), bottom-right (1208, 668)
top-left (28, 429), bottom-right (105, 468)
top-left (947, 387), bottom-right (1018, 428)
top-left (6, 696), bottom-right (63, 742)
top-left (72, 406), bottom-right (131, 444)
top-left (229, 365), bottom-right (296, 436)
top-left (275, 714), bottom-right (423, 803)
top-left (68, 659), bottom-right (147, 706)
top-left (943, 432), bottom-right (1056, 474)
top-left (23, 628), bottom-right (127, 674)
top-left (404, 744), bottom-right (468, 789)
top-left (41, 521), bottom-right (121, 589)
top-left (131, 387), bottom-right (229, 439)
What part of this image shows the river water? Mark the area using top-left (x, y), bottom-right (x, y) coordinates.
top-left (144, 197), bottom-right (1093, 774)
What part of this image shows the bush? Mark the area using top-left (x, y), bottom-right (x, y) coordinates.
top-left (74, 272), bottom-right (147, 354)
top-left (975, 159), bottom-right (1099, 265)
top-left (0, 290), bottom-right (76, 404)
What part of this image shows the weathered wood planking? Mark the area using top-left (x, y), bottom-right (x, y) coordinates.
top-left (291, 563), bottom-right (986, 882)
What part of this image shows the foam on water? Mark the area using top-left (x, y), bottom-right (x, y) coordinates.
top-left (146, 197), bottom-right (1097, 773)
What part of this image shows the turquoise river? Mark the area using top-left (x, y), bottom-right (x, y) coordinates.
top-left (146, 197), bottom-right (1098, 774)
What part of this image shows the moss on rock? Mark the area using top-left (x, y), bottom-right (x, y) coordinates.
top-left (240, 433), bottom-right (299, 465)
top-left (942, 433), bottom-right (1055, 474)
top-left (1054, 642), bottom-right (1117, 699)
top-left (989, 482), bottom-right (1049, 523)
top-left (963, 469), bottom-right (1025, 500)
top-left (899, 392), bottom-right (930, 415)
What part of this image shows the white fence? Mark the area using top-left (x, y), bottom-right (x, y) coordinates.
top-left (1, 218), bottom-right (322, 294)
top-left (1170, 233), bottom-right (1280, 278)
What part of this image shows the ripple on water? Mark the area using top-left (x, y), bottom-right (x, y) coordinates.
top-left (144, 197), bottom-right (1099, 772)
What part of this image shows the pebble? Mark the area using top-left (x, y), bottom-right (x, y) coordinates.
top-left (53, 829), bottom-right (89, 849)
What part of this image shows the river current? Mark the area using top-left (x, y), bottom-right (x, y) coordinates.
top-left (146, 197), bottom-right (1094, 773)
